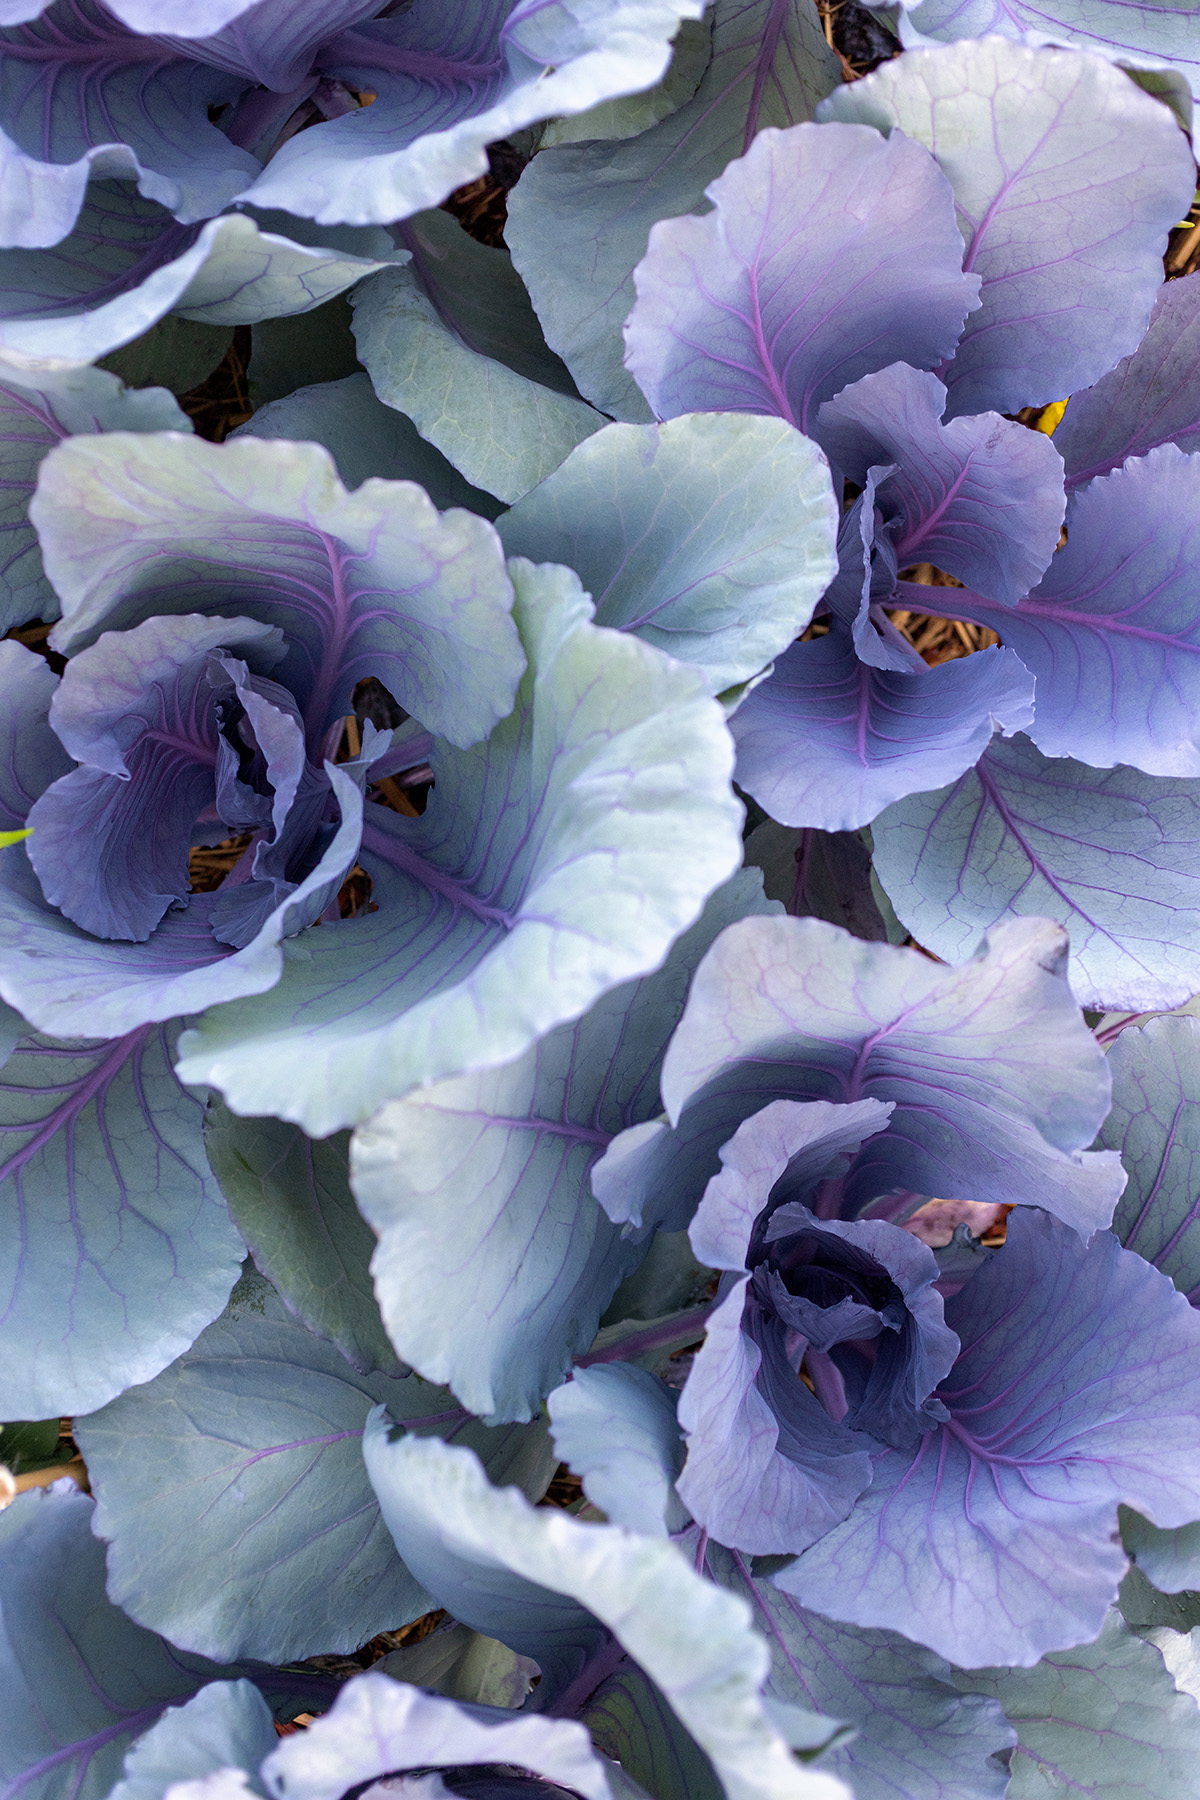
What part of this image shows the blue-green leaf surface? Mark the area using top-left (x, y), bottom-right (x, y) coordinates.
top-left (496, 414), bottom-right (838, 694)
top-left (348, 874), bottom-right (772, 1421)
top-left (76, 1275), bottom-right (554, 1664)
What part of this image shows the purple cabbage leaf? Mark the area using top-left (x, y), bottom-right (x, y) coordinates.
top-left (909, 445), bottom-right (1200, 777)
top-left (728, 623), bottom-right (1034, 832)
top-left (538, 14), bottom-right (714, 154)
top-left (871, 732), bottom-right (1200, 1010)
top-left (952, 1610), bottom-right (1200, 1798)
top-left (0, 187), bottom-right (399, 364)
top-left (27, 612), bottom-right (295, 943)
top-left (495, 413), bottom-right (840, 696)
top-left (349, 263), bottom-right (605, 506)
top-left (819, 39), bottom-right (1197, 416)
top-left (506, 0), bottom-right (842, 421)
top-left (706, 1543), bottom-right (1016, 1800)
top-left (0, 434), bottom-right (532, 1047)
top-left (346, 874), bottom-right (773, 1423)
top-left (593, 913), bottom-right (1124, 1241)
top-left (0, 0), bottom-right (708, 246)
top-left (1054, 273), bottom-right (1200, 486)
top-left (673, 1102), bottom-right (890, 1555)
top-left (623, 123), bottom-right (981, 434)
top-left (875, 0), bottom-right (1200, 102)
top-left (776, 1209), bottom-right (1200, 1666)
top-left (814, 364), bottom-right (1066, 606)
top-left (75, 1268), bottom-right (556, 1664)
top-left (362, 1426), bottom-right (852, 1800)
top-left (347, 206), bottom-right (602, 506)
top-left (0, 359), bottom-right (187, 632)
top-left (676, 1100), bottom-right (959, 1557)
top-left (232, 0), bottom-right (710, 231)
top-left (174, 561), bottom-right (743, 1135)
top-left (547, 1362), bottom-right (688, 1538)
top-left (0, 4), bottom-right (260, 245)
top-left (35, 414), bottom-right (521, 750)
top-left (537, 12), bottom-right (713, 150)
top-left (1121, 1509), bottom-right (1200, 1604)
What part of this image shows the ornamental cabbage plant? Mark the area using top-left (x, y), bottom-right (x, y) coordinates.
top-left (1, 9), bottom-right (1200, 1800)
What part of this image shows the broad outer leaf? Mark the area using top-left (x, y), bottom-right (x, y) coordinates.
top-left (246, 296), bottom-right (361, 407)
top-left (1116, 1557), bottom-right (1200, 1632)
top-left (0, 1485), bottom-right (228, 1800)
top-left (349, 874), bottom-right (773, 1421)
top-left (0, 360), bottom-right (186, 632)
top-left (0, 1022), bottom-right (243, 1421)
top-left (600, 913), bottom-right (1123, 1238)
top-left (1102, 1016), bottom-right (1200, 1599)
top-left (778, 1211), bottom-right (1200, 1667)
top-left (819, 39), bottom-right (1197, 416)
top-left (203, 1104), bottom-right (402, 1378)
top-left (261, 1672), bottom-right (611, 1800)
top-left (955, 1611), bottom-right (1200, 1800)
top-left (36, 430), bottom-right (522, 750)
top-left (1121, 1510), bottom-right (1200, 1601)
top-left (377, 1623), bottom-right (539, 1711)
top-left (582, 1663), bottom-right (723, 1800)
top-left (872, 732), bottom-right (1200, 1012)
top-left (0, 632), bottom-right (71, 828)
top-left (506, 0), bottom-right (841, 421)
top-left (351, 265), bottom-right (603, 505)
top-left (1056, 275), bottom-right (1200, 487)
top-left (394, 206), bottom-right (580, 397)
top-left (547, 1363), bottom-right (688, 1536)
top-left (730, 628), bottom-right (1034, 831)
top-left (0, 197), bottom-right (397, 365)
top-left (231, 372), bottom-right (502, 518)
top-left (892, 0), bottom-right (1200, 103)
top-left (496, 413), bottom-right (839, 694)
top-left (938, 446), bottom-right (1200, 777)
top-left (76, 1274), bottom-right (555, 1664)
top-left (110, 1684), bottom-right (276, 1800)
top-left (540, 14), bottom-right (713, 147)
top-left (742, 819), bottom-right (907, 942)
top-left (537, 14), bottom-right (712, 151)
top-left (175, 561), bottom-right (743, 1134)
top-left (710, 1544), bottom-right (1015, 1800)
top-left (624, 123), bottom-right (980, 435)
top-left (1101, 1016), bottom-right (1200, 1302)
top-left (363, 1426), bottom-right (851, 1800)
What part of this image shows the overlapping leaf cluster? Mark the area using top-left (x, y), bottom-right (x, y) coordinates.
top-left (3, 5), bottom-right (1200, 1800)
